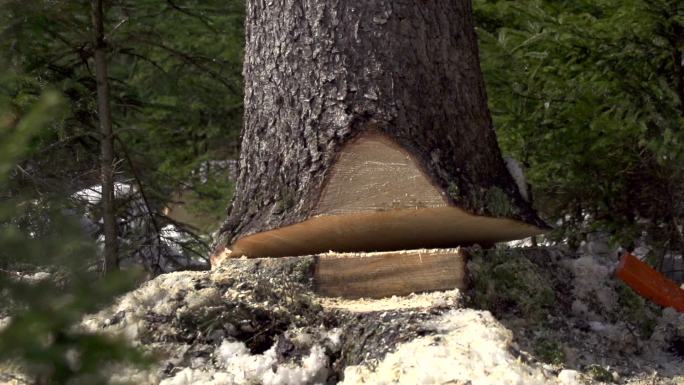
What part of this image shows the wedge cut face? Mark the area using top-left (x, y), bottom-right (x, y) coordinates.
top-left (314, 248), bottom-right (468, 299)
top-left (228, 133), bottom-right (546, 259)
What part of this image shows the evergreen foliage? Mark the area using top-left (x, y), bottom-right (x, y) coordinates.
top-left (0, 2), bottom-right (246, 380)
top-left (475, 0), bottom-right (684, 259)
top-left (1, 0), bottom-right (245, 272)
top-left (0, 92), bottom-right (146, 385)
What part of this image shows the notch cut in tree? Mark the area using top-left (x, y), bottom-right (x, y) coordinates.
top-left (213, 0), bottom-right (549, 264)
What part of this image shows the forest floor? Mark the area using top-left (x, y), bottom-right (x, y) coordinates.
top-left (1, 247), bottom-right (682, 385)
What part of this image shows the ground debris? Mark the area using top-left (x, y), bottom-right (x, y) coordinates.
top-left (5, 248), bottom-right (678, 385)
top-left (468, 247), bottom-right (684, 385)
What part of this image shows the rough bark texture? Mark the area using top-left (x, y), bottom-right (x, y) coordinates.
top-left (216, 0), bottom-right (547, 253)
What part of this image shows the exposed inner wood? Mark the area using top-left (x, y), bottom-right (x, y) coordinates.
top-left (315, 133), bottom-right (447, 214)
top-left (230, 206), bottom-right (544, 258)
top-left (314, 248), bottom-right (468, 299)
top-left (227, 132), bottom-right (545, 259)
top-left (317, 288), bottom-right (461, 312)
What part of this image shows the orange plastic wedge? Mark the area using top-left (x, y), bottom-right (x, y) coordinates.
top-left (616, 253), bottom-right (684, 312)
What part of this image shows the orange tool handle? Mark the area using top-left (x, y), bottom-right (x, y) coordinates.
top-left (615, 253), bottom-right (684, 312)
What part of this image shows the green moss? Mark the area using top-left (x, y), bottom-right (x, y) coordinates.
top-left (275, 190), bottom-right (296, 214)
top-left (615, 282), bottom-right (657, 338)
top-left (485, 186), bottom-right (519, 217)
top-left (588, 365), bottom-right (615, 383)
top-left (447, 182), bottom-right (460, 200)
top-left (533, 337), bottom-right (566, 365)
top-left (468, 248), bottom-right (556, 321)
top-left (291, 258), bottom-right (315, 284)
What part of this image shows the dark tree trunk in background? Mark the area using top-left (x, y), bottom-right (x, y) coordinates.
top-left (215, 0), bottom-right (546, 258)
top-left (92, 0), bottom-right (118, 273)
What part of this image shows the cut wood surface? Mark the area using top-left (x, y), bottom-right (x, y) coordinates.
top-left (230, 207), bottom-right (543, 258)
top-left (214, 248), bottom-right (468, 299)
top-left (226, 133), bottom-right (546, 259)
top-left (315, 133), bottom-right (447, 215)
top-left (314, 248), bottom-right (467, 299)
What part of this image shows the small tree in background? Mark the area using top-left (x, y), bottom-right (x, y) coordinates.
top-left (91, 0), bottom-right (119, 274)
top-left (0, 89), bottom-right (147, 384)
top-left (1, 0), bottom-right (245, 273)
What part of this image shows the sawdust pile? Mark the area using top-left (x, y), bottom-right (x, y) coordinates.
top-left (1, 248), bottom-right (681, 385)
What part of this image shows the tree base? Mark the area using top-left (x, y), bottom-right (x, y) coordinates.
top-left (212, 248), bottom-right (468, 299)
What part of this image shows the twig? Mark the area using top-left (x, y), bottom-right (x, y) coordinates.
top-left (127, 35), bottom-right (240, 95)
top-left (165, 0), bottom-right (218, 33)
top-left (114, 136), bottom-right (166, 273)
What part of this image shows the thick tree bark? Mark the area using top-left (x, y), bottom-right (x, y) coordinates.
top-left (215, 0), bottom-right (547, 257)
top-left (92, 0), bottom-right (118, 273)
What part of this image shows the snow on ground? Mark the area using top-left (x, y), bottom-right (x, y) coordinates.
top-left (71, 181), bottom-right (208, 273)
top-left (565, 256), bottom-right (619, 319)
top-left (72, 182), bottom-right (134, 205)
top-left (160, 224), bottom-right (187, 257)
top-left (82, 270), bottom-right (218, 342)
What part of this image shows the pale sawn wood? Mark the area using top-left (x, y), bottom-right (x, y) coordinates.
top-left (314, 248), bottom-right (467, 299)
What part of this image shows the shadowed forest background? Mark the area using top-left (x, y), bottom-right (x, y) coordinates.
top-left (1, 0), bottom-right (683, 383)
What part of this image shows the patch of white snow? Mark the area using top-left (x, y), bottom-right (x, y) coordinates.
top-left (72, 182), bottom-right (133, 205)
top-left (0, 317), bottom-right (10, 332)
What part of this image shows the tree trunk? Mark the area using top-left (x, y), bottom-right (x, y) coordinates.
top-left (91, 0), bottom-right (118, 273)
top-left (214, 0), bottom-right (548, 261)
